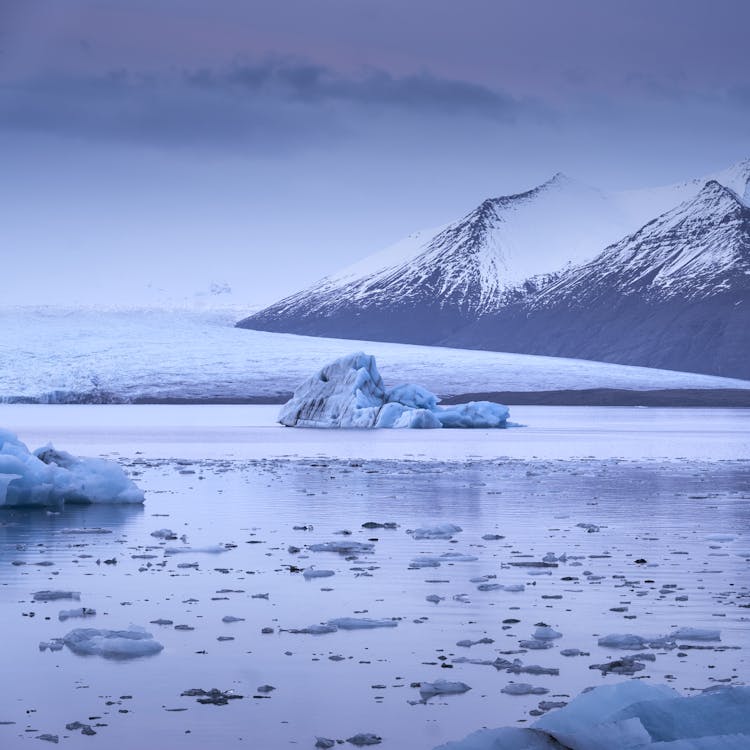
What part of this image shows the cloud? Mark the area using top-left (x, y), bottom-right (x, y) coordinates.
top-left (0, 60), bottom-right (538, 152)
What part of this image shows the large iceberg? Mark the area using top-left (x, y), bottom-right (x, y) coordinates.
top-left (0, 429), bottom-right (144, 508)
top-left (278, 353), bottom-right (509, 429)
top-left (434, 681), bottom-right (750, 750)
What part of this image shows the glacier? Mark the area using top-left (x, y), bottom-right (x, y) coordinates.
top-left (278, 353), bottom-right (509, 429)
top-left (434, 681), bottom-right (750, 750)
top-left (0, 429), bottom-right (144, 507)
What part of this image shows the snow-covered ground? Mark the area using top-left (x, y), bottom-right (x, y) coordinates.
top-left (1, 308), bottom-right (748, 403)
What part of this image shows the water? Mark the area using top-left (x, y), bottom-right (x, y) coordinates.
top-left (0, 406), bottom-right (748, 748)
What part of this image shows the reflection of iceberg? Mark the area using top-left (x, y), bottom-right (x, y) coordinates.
top-left (434, 681), bottom-right (750, 749)
top-left (279, 353), bottom-right (509, 429)
top-left (0, 429), bottom-right (144, 508)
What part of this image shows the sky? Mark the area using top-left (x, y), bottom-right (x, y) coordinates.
top-left (1, 0), bottom-right (749, 307)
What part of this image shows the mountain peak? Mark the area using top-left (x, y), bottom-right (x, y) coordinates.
top-left (692, 179), bottom-right (744, 208)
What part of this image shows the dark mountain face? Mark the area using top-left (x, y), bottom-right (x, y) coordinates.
top-left (238, 166), bottom-right (750, 379)
top-left (441, 182), bottom-right (750, 378)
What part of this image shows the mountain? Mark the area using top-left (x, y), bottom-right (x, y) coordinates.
top-left (237, 160), bottom-right (750, 378)
top-left (237, 173), bottom-right (631, 342)
top-left (442, 180), bottom-right (750, 378)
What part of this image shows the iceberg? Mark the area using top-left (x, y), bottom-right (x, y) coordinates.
top-left (40, 626), bottom-right (164, 659)
top-left (278, 353), bottom-right (509, 429)
top-left (433, 681), bottom-right (750, 750)
top-left (0, 429), bottom-right (144, 508)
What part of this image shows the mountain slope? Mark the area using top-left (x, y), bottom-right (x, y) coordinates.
top-left (237, 173), bottom-right (630, 341)
top-left (237, 160), bottom-right (750, 377)
top-left (443, 181), bottom-right (750, 377)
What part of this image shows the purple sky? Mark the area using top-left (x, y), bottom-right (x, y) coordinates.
top-left (1, 0), bottom-right (749, 306)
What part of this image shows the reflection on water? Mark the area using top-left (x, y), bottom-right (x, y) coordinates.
top-left (0, 457), bottom-right (748, 750)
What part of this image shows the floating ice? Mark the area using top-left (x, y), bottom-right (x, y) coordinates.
top-left (501, 682), bottom-right (549, 696)
top-left (0, 429), bottom-right (144, 507)
top-left (34, 590), bottom-right (80, 602)
top-left (56, 626), bottom-right (163, 659)
top-left (278, 353), bottom-right (508, 429)
top-left (419, 680), bottom-right (472, 700)
top-left (670, 626), bottom-right (721, 641)
top-left (327, 617), bottom-right (398, 630)
top-left (164, 544), bottom-right (230, 555)
top-left (408, 523), bottom-right (463, 540)
top-left (533, 625), bottom-right (563, 640)
top-left (309, 541), bottom-right (374, 554)
top-left (434, 682), bottom-right (750, 749)
top-left (597, 633), bottom-right (649, 649)
top-left (303, 568), bottom-right (335, 579)
top-left (58, 607), bottom-right (96, 621)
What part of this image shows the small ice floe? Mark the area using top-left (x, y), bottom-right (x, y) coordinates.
top-left (426, 594), bottom-right (444, 604)
top-left (58, 528), bottom-right (112, 535)
top-left (560, 648), bottom-right (589, 657)
top-left (181, 688), bottom-right (243, 705)
top-left (532, 625), bottom-right (562, 640)
top-left (362, 521), bottom-right (398, 530)
top-left (705, 534), bottom-right (736, 542)
top-left (58, 607), bottom-right (96, 621)
top-left (419, 680), bottom-right (472, 700)
top-left (507, 662), bottom-right (559, 676)
top-left (43, 626), bottom-right (164, 659)
top-left (408, 524), bottom-right (462, 540)
top-left (327, 617), bottom-right (398, 630)
top-left (589, 655), bottom-right (649, 675)
top-left (456, 637), bottom-right (494, 648)
top-left (519, 639), bottom-right (553, 650)
top-left (411, 552), bottom-right (478, 569)
top-left (346, 733), bottom-right (382, 746)
top-left (670, 627), bottom-right (721, 641)
top-left (289, 624), bottom-right (339, 635)
top-left (501, 683), bottom-right (549, 696)
top-left (308, 541), bottom-right (374, 554)
top-left (0, 430), bottom-right (145, 508)
top-left (315, 738), bottom-right (335, 749)
top-left (481, 534), bottom-right (504, 541)
top-left (164, 544), bottom-right (230, 555)
top-left (597, 633), bottom-right (649, 649)
top-left (33, 590), bottom-right (80, 602)
top-left (221, 616), bottom-right (245, 623)
top-left (302, 568), bottom-right (335, 579)
top-left (576, 523), bottom-right (600, 533)
top-left (150, 528), bottom-right (178, 540)
top-left (543, 552), bottom-right (567, 563)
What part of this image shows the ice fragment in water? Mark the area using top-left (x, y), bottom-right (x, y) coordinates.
top-left (419, 680), bottom-right (472, 699)
top-left (278, 353), bottom-right (508, 429)
top-left (0, 429), bottom-right (144, 507)
top-left (60, 626), bottom-right (164, 659)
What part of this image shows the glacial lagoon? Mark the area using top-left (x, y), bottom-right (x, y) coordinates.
top-left (0, 405), bottom-right (748, 748)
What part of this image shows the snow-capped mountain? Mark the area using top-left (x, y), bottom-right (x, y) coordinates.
top-left (443, 179), bottom-right (750, 377)
top-left (238, 173), bottom-right (631, 340)
top-left (237, 159), bottom-right (750, 377)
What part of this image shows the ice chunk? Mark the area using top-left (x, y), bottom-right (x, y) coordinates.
top-left (434, 402), bottom-right (510, 428)
top-left (419, 680), bottom-right (472, 700)
top-left (302, 568), bottom-right (335, 579)
top-left (58, 607), bottom-right (96, 621)
top-left (533, 625), bottom-right (563, 640)
top-left (435, 682), bottom-right (750, 750)
top-left (308, 541), bottom-right (374, 554)
top-left (670, 626), bottom-right (720, 641)
top-left (597, 633), bottom-right (649, 649)
top-left (326, 617), bottom-right (398, 630)
top-left (164, 544), bottom-right (229, 554)
top-left (34, 590), bottom-right (80, 602)
top-left (60, 626), bottom-right (163, 659)
top-left (408, 523), bottom-right (463, 540)
top-left (278, 353), bottom-right (508, 429)
top-left (0, 430), bottom-right (144, 507)
top-left (501, 683), bottom-right (549, 696)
